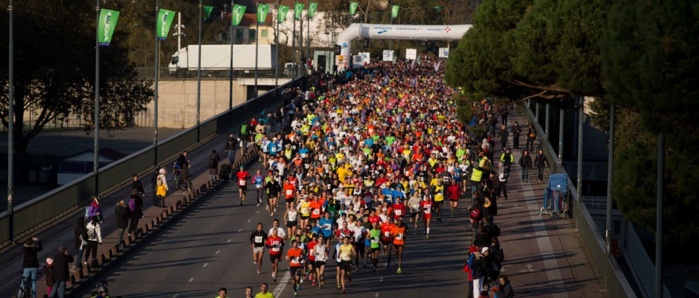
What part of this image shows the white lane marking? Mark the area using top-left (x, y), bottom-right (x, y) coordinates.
top-left (227, 239), bottom-right (232, 243)
top-left (520, 161), bottom-right (568, 298)
top-left (273, 271), bottom-right (291, 297)
top-left (247, 219), bottom-right (251, 223)
top-left (173, 294), bottom-right (179, 298)
top-left (216, 250), bottom-right (220, 254)
top-left (380, 276), bottom-right (383, 282)
top-left (256, 210), bottom-right (260, 214)
top-left (375, 293), bottom-right (380, 297)
top-left (238, 229), bottom-right (242, 232)
top-left (203, 263), bottom-right (208, 267)
top-left (188, 277), bottom-right (194, 282)
top-left (519, 264), bottom-right (536, 272)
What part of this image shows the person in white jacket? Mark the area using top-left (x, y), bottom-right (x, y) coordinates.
top-left (83, 217), bottom-right (102, 266)
top-left (156, 168), bottom-right (169, 207)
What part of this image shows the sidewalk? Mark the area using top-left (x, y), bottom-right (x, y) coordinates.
top-left (488, 111), bottom-right (606, 297)
top-left (0, 131), bottom-right (253, 298)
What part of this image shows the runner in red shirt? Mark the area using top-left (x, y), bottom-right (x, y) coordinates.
top-left (265, 229), bottom-right (284, 282)
top-left (446, 179), bottom-right (461, 218)
top-left (392, 199), bottom-right (407, 221)
top-left (380, 218), bottom-right (396, 269)
top-left (235, 166), bottom-right (250, 206)
top-left (420, 194), bottom-right (434, 239)
top-left (306, 235), bottom-right (317, 285)
top-left (283, 179), bottom-right (297, 210)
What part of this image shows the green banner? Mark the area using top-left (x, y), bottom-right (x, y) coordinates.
top-left (98, 9), bottom-right (120, 47)
top-left (294, 3), bottom-right (304, 20)
top-left (157, 9), bottom-right (175, 41)
top-left (204, 5), bottom-right (214, 21)
top-left (391, 5), bottom-right (400, 19)
top-left (278, 5), bottom-right (290, 24)
top-left (349, 2), bottom-right (358, 15)
top-left (308, 2), bottom-right (318, 19)
top-left (231, 4), bottom-right (246, 26)
top-left (257, 3), bottom-right (269, 24)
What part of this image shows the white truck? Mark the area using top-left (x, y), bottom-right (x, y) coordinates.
top-left (168, 44), bottom-right (277, 72)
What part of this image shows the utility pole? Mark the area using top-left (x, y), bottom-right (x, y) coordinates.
top-left (7, 0), bottom-right (15, 243)
top-left (94, 0), bottom-right (101, 196)
top-left (196, 0), bottom-right (202, 143)
top-left (229, 0), bottom-right (235, 109)
top-left (254, 0), bottom-right (260, 96)
top-left (154, 0), bottom-right (160, 167)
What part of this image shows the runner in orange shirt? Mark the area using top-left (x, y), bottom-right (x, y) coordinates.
top-left (286, 239), bottom-right (305, 296)
top-left (391, 217), bottom-right (409, 274)
top-left (283, 179), bottom-right (297, 210)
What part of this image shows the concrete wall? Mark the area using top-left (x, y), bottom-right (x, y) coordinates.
top-left (136, 78), bottom-right (291, 129)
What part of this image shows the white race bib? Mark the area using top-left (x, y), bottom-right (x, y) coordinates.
top-left (396, 233), bottom-right (403, 240)
top-left (272, 246), bottom-right (280, 252)
top-left (384, 231), bottom-right (390, 237)
top-left (286, 190), bottom-right (294, 196)
top-left (239, 180), bottom-right (246, 186)
top-left (395, 210), bottom-right (402, 216)
top-left (254, 236), bottom-right (263, 243)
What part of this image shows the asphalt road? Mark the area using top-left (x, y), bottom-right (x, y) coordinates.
top-left (74, 161), bottom-right (473, 298)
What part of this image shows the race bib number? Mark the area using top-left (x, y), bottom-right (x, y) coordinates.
top-left (256, 184), bottom-right (262, 189)
top-left (313, 209), bottom-right (321, 216)
top-left (286, 190), bottom-right (294, 196)
top-left (424, 208), bottom-right (431, 214)
top-left (384, 231), bottom-right (390, 237)
top-left (239, 180), bottom-right (246, 186)
top-left (396, 233), bottom-right (403, 240)
top-left (291, 257), bottom-right (300, 265)
top-left (371, 238), bottom-right (378, 244)
top-left (323, 224), bottom-right (331, 230)
top-left (395, 210), bottom-right (402, 216)
top-left (254, 236), bottom-right (263, 243)
top-left (272, 246), bottom-right (280, 252)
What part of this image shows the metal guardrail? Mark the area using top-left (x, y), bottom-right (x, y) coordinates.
top-left (0, 77), bottom-right (302, 245)
top-left (621, 221), bottom-right (672, 297)
top-left (522, 101), bottom-right (637, 297)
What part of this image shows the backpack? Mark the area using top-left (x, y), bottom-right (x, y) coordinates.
top-left (86, 224), bottom-right (97, 240)
top-left (128, 198), bottom-right (136, 212)
top-left (241, 124), bottom-right (248, 135)
top-left (470, 207), bottom-right (482, 222)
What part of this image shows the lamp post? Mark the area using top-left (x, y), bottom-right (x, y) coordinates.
top-left (7, 0), bottom-right (15, 243)
top-left (94, 0), bottom-right (101, 196)
top-left (274, 2), bottom-right (280, 86)
top-left (298, 1), bottom-right (303, 78)
top-left (306, 2), bottom-right (310, 73)
top-left (254, 0), bottom-right (260, 97)
top-left (196, 0), bottom-right (202, 143)
top-left (154, 0), bottom-right (160, 167)
top-left (229, 0), bottom-right (235, 109)
top-left (292, 0), bottom-right (297, 77)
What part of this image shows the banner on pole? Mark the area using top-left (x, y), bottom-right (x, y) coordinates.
top-left (382, 50), bottom-right (394, 62)
top-left (349, 2), bottom-right (358, 15)
top-left (232, 4), bottom-right (246, 26)
top-left (98, 9), bottom-right (120, 47)
top-left (257, 3), bottom-right (269, 24)
top-left (405, 48), bottom-right (417, 60)
top-left (294, 3), bottom-right (305, 20)
top-left (308, 2), bottom-right (318, 19)
top-left (204, 5), bottom-right (214, 21)
top-left (391, 5), bottom-right (400, 19)
top-left (278, 5), bottom-right (290, 23)
top-left (157, 9), bottom-right (176, 40)
top-left (439, 47), bottom-right (450, 58)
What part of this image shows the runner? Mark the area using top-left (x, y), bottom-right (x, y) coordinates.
top-left (264, 174), bottom-right (282, 216)
top-left (265, 229), bottom-right (284, 282)
top-left (407, 190), bottom-right (421, 235)
top-left (380, 217), bottom-right (396, 269)
top-left (253, 170), bottom-right (265, 206)
top-left (368, 221), bottom-right (381, 272)
top-left (286, 239), bottom-right (304, 296)
top-left (447, 179), bottom-right (462, 217)
top-left (337, 236), bottom-right (356, 294)
top-left (250, 223), bottom-right (268, 275)
top-left (313, 235), bottom-right (328, 288)
top-left (298, 195), bottom-right (311, 231)
top-left (236, 166), bottom-right (251, 206)
top-left (283, 178), bottom-right (297, 210)
top-left (391, 217), bottom-right (408, 274)
top-left (318, 211), bottom-right (334, 247)
top-left (420, 192), bottom-right (434, 239)
top-left (432, 179), bottom-right (446, 222)
top-left (283, 201), bottom-right (299, 241)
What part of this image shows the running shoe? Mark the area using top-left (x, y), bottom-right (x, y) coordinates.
top-left (294, 291), bottom-right (297, 297)
top-left (337, 284), bottom-right (342, 289)
top-left (257, 203), bottom-right (261, 207)
top-left (397, 267), bottom-right (402, 274)
top-left (257, 269), bottom-right (260, 275)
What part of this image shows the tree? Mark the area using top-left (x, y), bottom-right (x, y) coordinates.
top-left (0, 0), bottom-right (153, 155)
top-left (601, 0), bottom-right (699, 241)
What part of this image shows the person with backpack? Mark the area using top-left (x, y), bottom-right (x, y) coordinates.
top-left (85, 197), bottom-right (103, 223)
top-left (21, 236), bottom-right (42, 298)
top-left (84, 217), bottom-right (103, 267)
top-left (526, 124), bottom-right (536, 152)
top-left (208, 149), bottom-right (220, 184)
top-left (127, 189), bottom-right (143, 238)
top-left (114, 200), bottom-right (131, 245)
top-left (49, 246), bottom-right (74, 298)
top-left (155, 168), bottom-right (168, 207)
top-left (240, 123), bottom-right (250, 151)
top-left (225, 134), bottom-right (239, 163)
top-left (131, 175), bottom-right (145, 198)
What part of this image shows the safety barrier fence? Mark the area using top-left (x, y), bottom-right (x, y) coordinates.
top-left (522, 101), bottom-right (637, 297)
top-left (0, 77), bottom-right (302, 246)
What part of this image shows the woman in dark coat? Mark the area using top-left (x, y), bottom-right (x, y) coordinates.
top-left (128, 189), bottom-right (144, 237)
top-left (115, 200), bottom-right (131, 245)
top-left (74, 216), bottom-right (88, 269)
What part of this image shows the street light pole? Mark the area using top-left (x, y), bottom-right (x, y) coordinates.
top-left (154, 0), bottom-right (160, 167)
top-left (274, 4), bottom-right (279, 86)
top-left (229, 0), bottom-right (235, 109)
top-left (94, 0), bottom-right (101, 196)
top-left (7, 0), bottom-right (15, 243)
top-left (254, 1), bottom-right (259, 97)
top-left (298, 2), bottom-right (303, 78)
top-left (196, 0), bottom-right (202, 143)
top-left (306, 3), bottom-right (310, 73)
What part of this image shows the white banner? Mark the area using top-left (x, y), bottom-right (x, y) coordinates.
top-left (382, 50), bottom-right (394, 62)
top-left (439, 47), bottom-right (449, 58)
top-left (405, 48), bottom-right (417, 60)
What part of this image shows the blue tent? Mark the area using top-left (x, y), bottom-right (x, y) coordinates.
top-left (542, 173), bottom-right (568, 214)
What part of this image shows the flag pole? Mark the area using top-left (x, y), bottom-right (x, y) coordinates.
top-left (94, 0), bottom-right (101, 196)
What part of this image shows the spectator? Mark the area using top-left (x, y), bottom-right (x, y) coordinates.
top-left (49, 246), bottom-right (74, 298)
top-left (209, 149), bottom-right (220, 183)
top-left (21, 236), bottom-right (42, 298)
top-left (114, 200), bottom-right (131, 245)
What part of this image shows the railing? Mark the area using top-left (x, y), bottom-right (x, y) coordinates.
top-left (621, 221), bottom-right (672, 297)
top-left (522, 101), bottom-right (637, 297)
top-left (0, 77), bottom-right (302, 245)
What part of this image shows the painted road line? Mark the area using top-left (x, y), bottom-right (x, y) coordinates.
top-left (273, 271), bottom-right (291, 297)
top-left (203, 263), bottom-right (208, 267)
top-left (521, 170), bottom-right (568, 298)
top-left (227, 239), bottom-right (232, 243)
top-left (188, 277), bottom-right (194, 282)
top-left (216, 250), bottom-right (220, 254)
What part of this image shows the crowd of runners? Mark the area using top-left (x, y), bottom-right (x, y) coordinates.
top-left (223, 58), bottom-right (515, 297)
